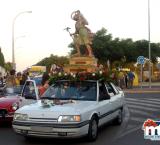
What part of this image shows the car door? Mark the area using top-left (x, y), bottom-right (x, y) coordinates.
top-left (110, 82), bottom-right (124, 107)
top-left (97, 81), bottom-right (112, 126)
top-left (105, 82), bottom-right (122, 115)
top-left (19, 80), bottom-right (38, 107)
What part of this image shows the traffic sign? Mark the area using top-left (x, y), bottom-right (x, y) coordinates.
top-left (137, 56), bottom-right (145, 64)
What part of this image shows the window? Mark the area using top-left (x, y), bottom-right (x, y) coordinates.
top-left (99, 82), bottom-right (110, 101)
top-left (110, 82), bottom-right (119, 95)
top-left (105, 82), bottom-right (116, 96)
top-left (22, 81), bottom-right (36, 99)
top-left (41, 81), bottom-right (97, 101)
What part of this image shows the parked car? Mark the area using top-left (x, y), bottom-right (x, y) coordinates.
top-left (12, 79), bottom-right (125, 141)
top-left (0, 80), bottom-right (39, 122)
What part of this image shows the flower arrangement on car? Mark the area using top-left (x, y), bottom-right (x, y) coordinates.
top-left (49, 70), bottom-right (113, 85)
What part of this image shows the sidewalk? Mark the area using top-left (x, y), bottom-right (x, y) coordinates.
top-left (123, 82), bottom-right (160, 93)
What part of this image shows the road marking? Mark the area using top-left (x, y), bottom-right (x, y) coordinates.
top-left (129, 109), bottom-right (156, 118)
top-left (127, 104), bottom-right (158, 111)
top-left (126, 101), bottom-right (160, 109)
top-left (115, 125), bottom-right (141, 139)
top-left (130, 116), bottom-right (146, 123)
top-left (125, 98), bottom-right (160, 105)
top-left (145, 98), bottom-right (160, 102)
top-left (114, 97), bottom-right (160, 140)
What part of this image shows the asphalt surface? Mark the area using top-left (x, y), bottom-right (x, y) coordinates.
top-left (1, 90), bottom-right (160, 145)
top-left (112, 92), bottom-right (160, 145)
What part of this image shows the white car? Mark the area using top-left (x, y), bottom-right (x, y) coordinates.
top-left (12, 80), bottom-right (125, 141)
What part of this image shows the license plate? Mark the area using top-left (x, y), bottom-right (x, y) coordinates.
top-left (31, 126), bottom-right (52, 132)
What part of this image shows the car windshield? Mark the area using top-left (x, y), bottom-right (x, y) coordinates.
top-left (0, 86), bottom-right (23, 97)
top-left (41, 81), bottom-right (97, 101)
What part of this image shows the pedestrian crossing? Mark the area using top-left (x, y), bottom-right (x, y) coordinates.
top-left (115, 97), bottom-right (160, 139)
top-left (126, 97), bottom-right (160, 115)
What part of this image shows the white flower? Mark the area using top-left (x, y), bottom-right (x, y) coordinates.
top-left (58, 72), bottom-right (62, 76)
top-left (64, 73), bottom-right (67, 76)
top-left (73, 74), bottom-right (76, 78)
top-left (99, 71), bottom-right (102, 74)
top-left (92, 73), bottom-right (95, 76)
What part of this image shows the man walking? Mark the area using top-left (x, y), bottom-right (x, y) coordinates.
top-left (128, 70), bottom-right (135, 89)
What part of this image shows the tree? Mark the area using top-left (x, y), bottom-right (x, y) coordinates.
top-left (37, 27), bottom-right (160, 71)
top-left (92, 28), bottom-right (112, 64)
top-left (0, 48), bottom-right (5, 67)
top-left (4, 62), bottom-right (12, 72)
top-left (36, 54), bottom-right (69, 71)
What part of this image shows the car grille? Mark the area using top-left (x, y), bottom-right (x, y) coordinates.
top-left (28, 117), bottom-right (57, 123)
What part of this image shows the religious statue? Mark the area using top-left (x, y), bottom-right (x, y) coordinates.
top-left (70, 10), bottom-right (94, 57)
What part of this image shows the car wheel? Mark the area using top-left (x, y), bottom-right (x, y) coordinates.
top-left (114, 109), bottom-right (123, 125)
top-left (87, 116), bottom-right (98, 141)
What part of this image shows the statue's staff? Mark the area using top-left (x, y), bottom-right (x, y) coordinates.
top-left (64, 27), bottom-right (74, 40)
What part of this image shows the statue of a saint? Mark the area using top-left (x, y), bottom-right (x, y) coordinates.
top-left (71, 10), bottom-right (94, 57)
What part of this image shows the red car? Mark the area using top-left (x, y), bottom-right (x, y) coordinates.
top-left (0, 80), bottom-right (40, 122)
top-left (0, 86), bottom-right (23, 122)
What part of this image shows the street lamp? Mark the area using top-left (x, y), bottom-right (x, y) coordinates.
top-left (12, 11), bottom-right (32, 70)
top-left (148, 0), bottom-right (151, 88)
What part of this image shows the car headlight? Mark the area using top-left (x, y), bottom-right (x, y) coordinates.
top-left (13, 113), bottom-right (28, 121)
top-left (12, 103), bottom-right (19, 111)
top-left (58, 115), bottom-right (81, 122)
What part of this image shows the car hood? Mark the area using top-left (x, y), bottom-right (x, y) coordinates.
top-left (16, 100), bottom-right (97, 118)
top-left (0, 96), bottom-right (20, 108)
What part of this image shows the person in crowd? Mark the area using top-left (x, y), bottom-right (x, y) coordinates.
top-left (41, 72), bottom-right (50, 86)
top-left (20, 73), bottom-right (28, 85)
top-left (39, 80), bottom-right (50, 96)
top-left (15, 72), bottom-right (22, 86)
top-left (6, 69), bottom-right (16, 87)
top-left (39, 72), bottom-right (50, 96)
top-left (26, 72), bottom-right (30, 80)
top-left (128, 70), bottom-right (135, 89)
top-left (124, 71), bottom-right (129, 88)
top-left (117, 70), bottom-right (125, 89)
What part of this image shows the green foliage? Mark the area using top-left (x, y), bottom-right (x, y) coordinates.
top-left (37, 28), bottom-right (160, 70)
top-left (36, 54), bottom-right (69, 71)
top-left (4, 62), bottom-right (12, 71)
top-left (69, 27), bottom-right (160, 66)
top-left (0, 48), bottom-right (5, 67)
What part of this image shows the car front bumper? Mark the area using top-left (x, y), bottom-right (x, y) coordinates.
top-left (12, 121), bottom-right (89, 138)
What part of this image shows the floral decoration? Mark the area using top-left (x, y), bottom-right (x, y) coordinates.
top-left (143, 119), bottom-right (158, 128)
top-left (49, 71), bottom-right (113, 85)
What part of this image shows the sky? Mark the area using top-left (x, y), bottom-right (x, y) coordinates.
top-left (0, 0), bottom-right (160, 72)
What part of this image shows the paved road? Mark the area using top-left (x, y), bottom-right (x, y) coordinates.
top-left (113, 92), bottom-right (160, 145)
top-left (1, 92), bottom-right (160, 145)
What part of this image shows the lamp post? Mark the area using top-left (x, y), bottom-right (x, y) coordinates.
top-left (12, 11), bottom-right (32, 70)
top-left (148, 0), bottom-right (151, 88)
